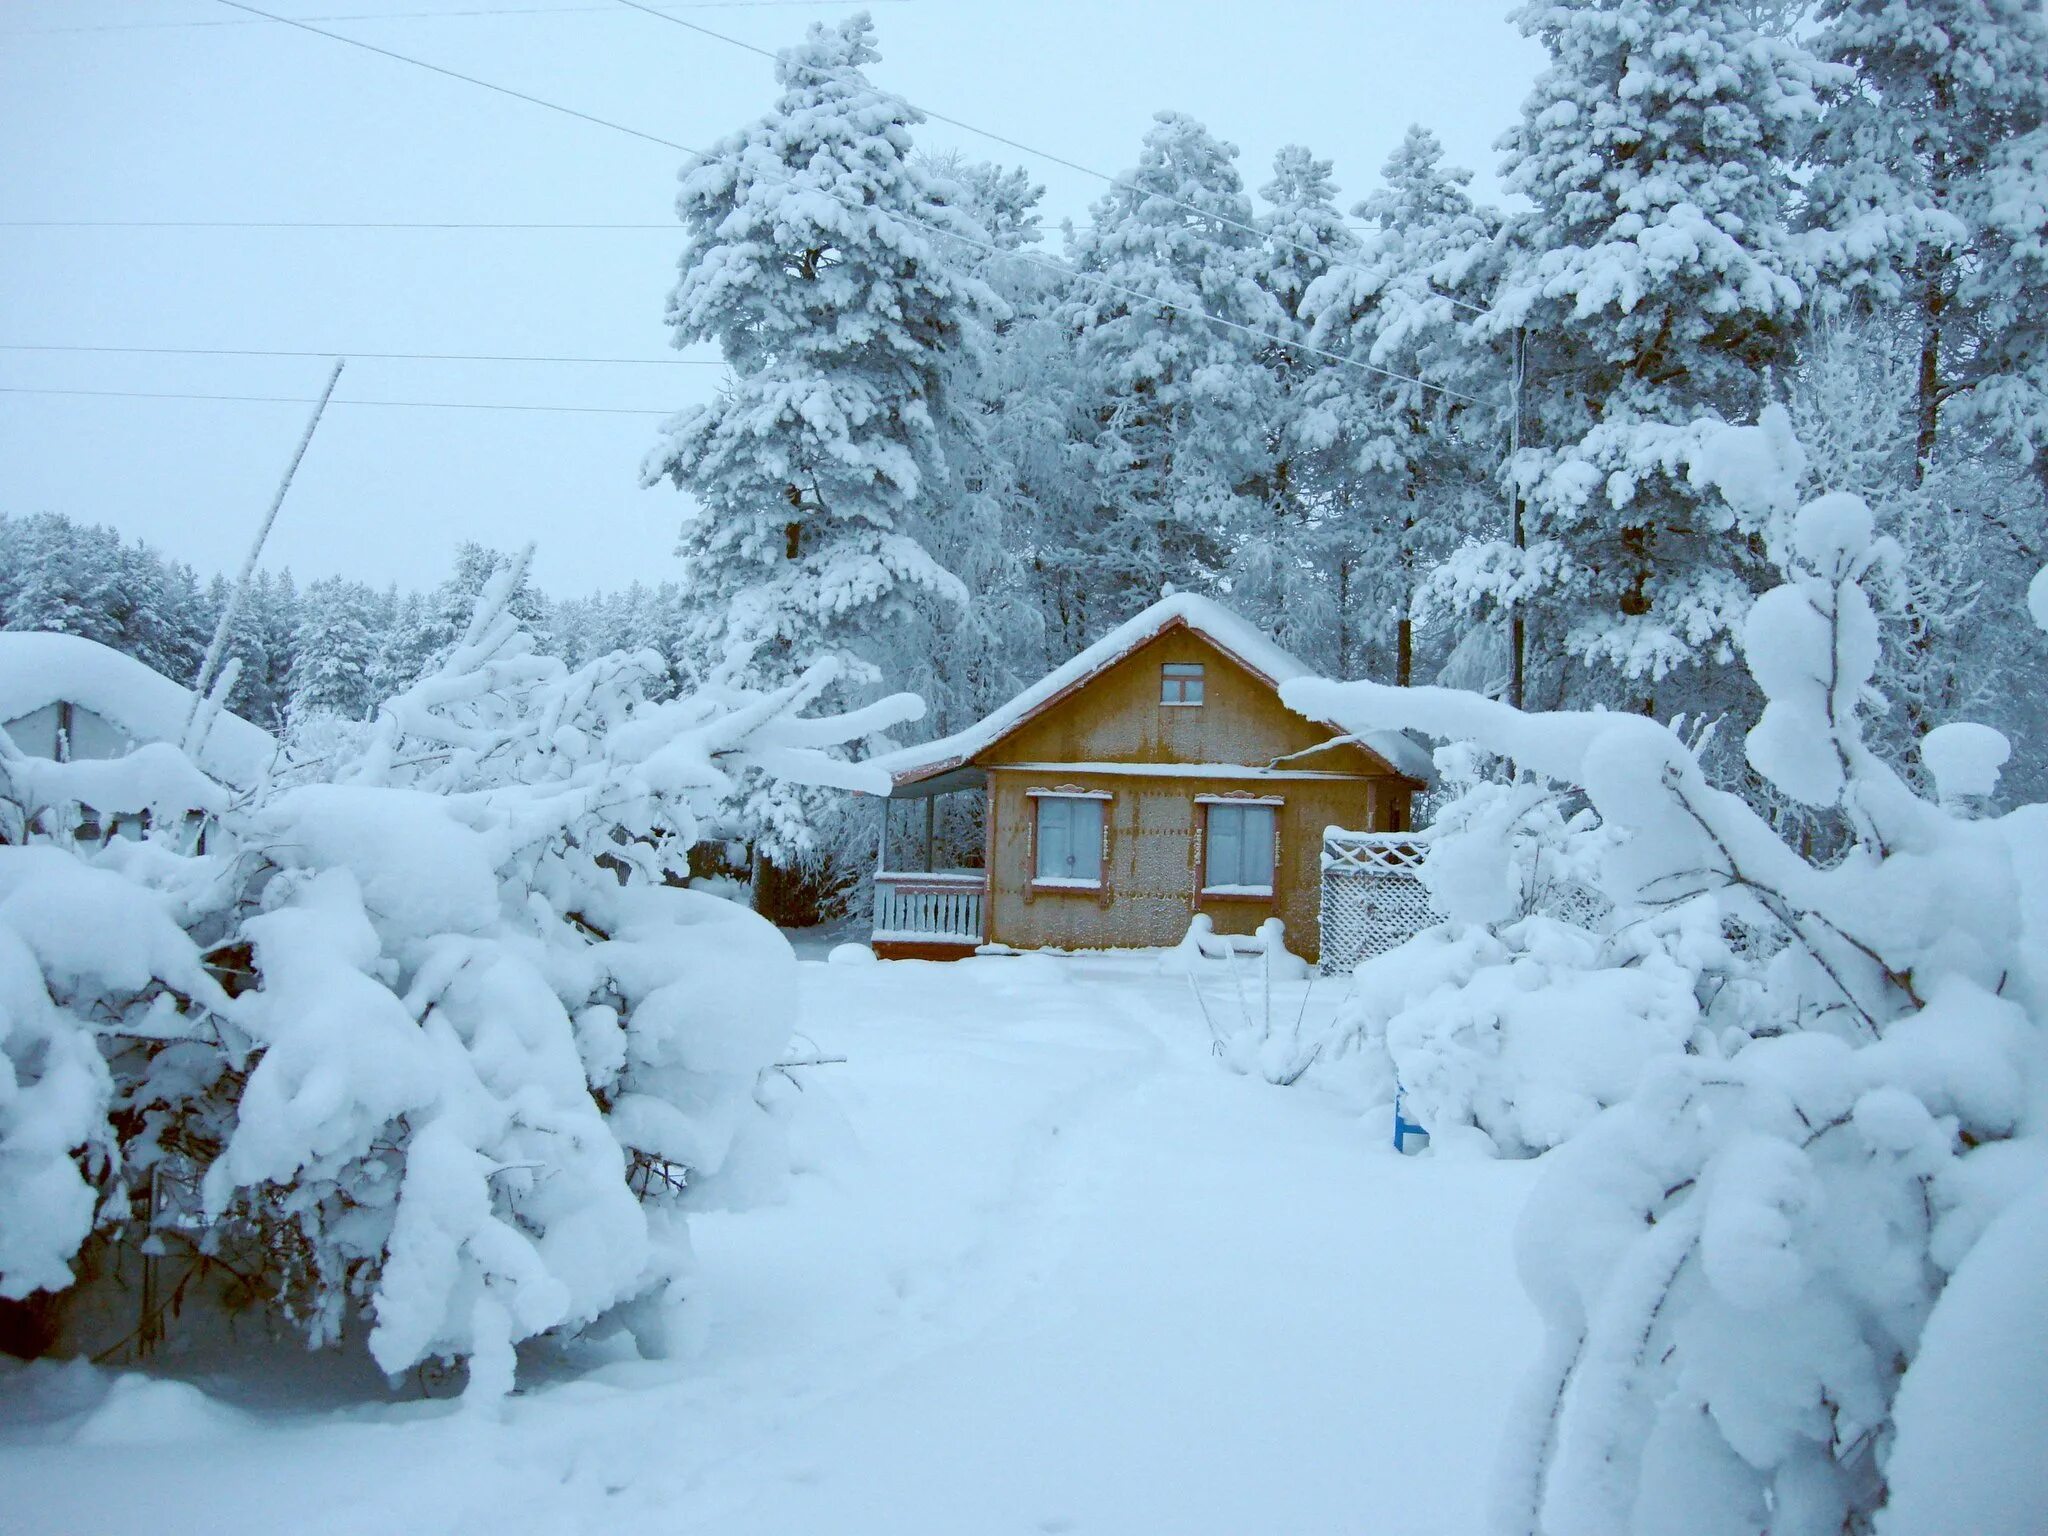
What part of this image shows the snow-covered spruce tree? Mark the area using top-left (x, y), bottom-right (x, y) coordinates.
top-left (288, 575), bottom-right (383, 723)
top-left (1222, 145), bottom-right (1360, 674)
top-left (642, 15), bottom-right (996, 701)
top-left (938, 161), bottom-right (1100, 668)
top-left (1805, 0), bottom-right (2048, 489)
top-left (0, 512), bottom-right (128, 650)
top-left (1472, 0), bottom-right (1830, 708)
top-left (641, 16), bottom-right (998, 899)
top-left (1061, 111), bottom-right (1284, 626)
top-left (199, 568), bottom-right (298, 733)
top-left (889, 152), bottom-right (1050, 737)
top-left (1298, 125), bottom-right (1505, 687)
top-left (0, 559), bottom-right (920, 1395)
top-left (1286, 416), bottom-right (2048, 1534)
top-left (1785, 318), bottom-right (2048, 798)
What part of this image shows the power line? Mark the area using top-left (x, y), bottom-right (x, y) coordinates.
top-left (0, 384), bottom-right (673, 416)
top-left (1, 342), bottom-right (724, 366)
top-left (10, 1), bottom-right (910, 37)
top-left (1, 219), bottom-right (675, 229)
top-left (205, 0), bottom-right (1474, 403)
top-left (213, 0), bottom-right (691, 153)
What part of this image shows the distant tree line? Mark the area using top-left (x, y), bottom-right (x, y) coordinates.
top-left (0, 512), bottom-right (698, 733)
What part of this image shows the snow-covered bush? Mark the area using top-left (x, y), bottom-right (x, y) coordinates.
top-left (0, 556), bottom-right (917, 1395)
top-left (1316, 745), bottom-right (1705, 1156)
top-left (1284, 423), bottom-right (2048, 1533)
top-left (1340, 915), bottom-right (1712, 1158)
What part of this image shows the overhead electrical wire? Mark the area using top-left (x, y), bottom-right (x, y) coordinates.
top-left (9, 1), bottom-right (911, 37)
top-left (1, 343), bottom-right (724, 366)
top-left (1, 219), bottom-right (676, 229)
top-left (0, 385), bottom-right (673, 416)
top-left (211, 0), bottom-right (692, 152)
top-left (193, 0), bottom-right (1475, 404)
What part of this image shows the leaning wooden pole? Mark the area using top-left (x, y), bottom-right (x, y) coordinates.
top-left (186, 357), bottom-right (346, 730)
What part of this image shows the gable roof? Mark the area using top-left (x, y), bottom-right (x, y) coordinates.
top-left (0, 631), bottom-right (280, 788)
top-left (870, 593), bottom-right (1433, 789)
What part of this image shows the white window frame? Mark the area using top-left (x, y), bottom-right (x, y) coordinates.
top-left (1199, 797), bottom-right (1279, 897)
top-left (1160, 662), bottom-right (1206, 706)
top-left (1027, 787), bottom-right (1110, 889)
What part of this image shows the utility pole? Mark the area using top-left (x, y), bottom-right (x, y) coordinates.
top-left (1508, 327), bottom-right (1527, 711)
top-left (187, 358), bottom-right (346, 730)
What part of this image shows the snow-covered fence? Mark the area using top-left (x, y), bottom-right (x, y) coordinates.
top-left (873, 869), bottom-right (986, 945)
top-left (1318, 827), bottom-right (1612, 973)
top-left (1317, 829), bottom-right (1435, 974)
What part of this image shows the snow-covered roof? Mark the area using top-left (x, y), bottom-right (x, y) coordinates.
top-left (0, 632), bottom-right (279, 788)
top-left (871, 593), bottom-right (1433, 788)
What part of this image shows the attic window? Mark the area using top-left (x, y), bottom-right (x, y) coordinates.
top-left (1161, 662), bottom-right (1205, 706)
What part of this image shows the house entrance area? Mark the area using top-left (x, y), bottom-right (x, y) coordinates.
top-left (872, 765), bottom-right (988, 960)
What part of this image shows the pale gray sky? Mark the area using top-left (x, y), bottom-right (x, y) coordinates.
top-left (1, 0), bottom-right (1543, 594)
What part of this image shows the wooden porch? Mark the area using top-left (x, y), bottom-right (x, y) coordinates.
top-left (871, 772), bottom-right (988, 960)
top-left (872, 869), bottom-right (987, 959)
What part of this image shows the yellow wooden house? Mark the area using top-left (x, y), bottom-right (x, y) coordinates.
top-left (866, 594), bottom-right (1430, 964)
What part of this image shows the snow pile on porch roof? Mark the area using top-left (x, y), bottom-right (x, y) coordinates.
top-left (871, 593), bottom-right (1433, 787)
top-left (0, 632), bottom-right (279, 788)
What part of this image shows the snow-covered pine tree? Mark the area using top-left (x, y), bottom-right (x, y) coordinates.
top-left (642, 15), bottom-right (998, 706)
top-left (366, 585), bottom-right (422, 703)
top-left (251, 569), bottom-right (299, 732)
top-left (200, 572), bottom-right (280, 730)
top-left (413, 543), bottom-right (550, 673)
top-left (288, 576), bottom-right (383, 723)
top-left (0, 514), bottom-right (232, 690)
top-left (1224, 145), bottom-right (1360, 673)
top-left (1298, 125), bottom-right (1505, 687)
top-left (110, 537), bottom-right (208, 686)
top-left (1805, 0), bottom-right (2048, 489)
top-left (0, 513), bottom-right (125, 648)
top-left (1479, 0), bottom-right (1829, 707)
top-left (1782, 317), bottom-right (2048, 801)
top-left (885, 152), bottom-right (1047, 738)
top-left (1062, 112), bottom-right (1284, 627)
top-left (934, 159), bottom-right (1095, 668)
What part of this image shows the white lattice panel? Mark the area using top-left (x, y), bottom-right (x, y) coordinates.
top-left (1317, 830), bottom-right (1616, 975)
top-left (1320, 830), bottom-right (1437, 974)
top-left (1319, 867), bottom-right (1435, 974)
top-left (1543, 880), bottom-right (1611, 932)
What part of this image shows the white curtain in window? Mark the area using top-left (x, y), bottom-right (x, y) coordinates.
top-left (1035, 796), bottom-right (1104, 882)
top-left (1205, 803), bottom-right (1275, 890)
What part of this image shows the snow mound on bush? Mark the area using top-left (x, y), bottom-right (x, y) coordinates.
top-left (1341, 917), bottom-right (1699, 1156)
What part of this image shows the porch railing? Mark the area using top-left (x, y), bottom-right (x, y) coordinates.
top-left (873, 869), bottom-right (987, 945)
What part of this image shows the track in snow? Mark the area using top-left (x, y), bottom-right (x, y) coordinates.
top-left (0, 953), bottom-right (1539, 1536)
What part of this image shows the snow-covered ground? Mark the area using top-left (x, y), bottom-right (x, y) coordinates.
top-left (0, 953), bottom-right (1539, 1536)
